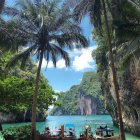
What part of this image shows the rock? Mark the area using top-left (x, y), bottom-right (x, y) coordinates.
top-left (102, 56), bottom-right (140, 136)
top-left (0, 110), bottom-right (46, 123)
top-left (0, 112), bottom-right (16, 123)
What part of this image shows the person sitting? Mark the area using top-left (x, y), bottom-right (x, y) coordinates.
top-left (99, 125), bottom-right (107, 130)
top-left (45, 127), bottom-right (50, 136)
top-left (57, 128), bottom-right (61, 136)
top-left (80, 132), bottom-right (84, 137)
top-left (69, 128), bottom-right (74, 136)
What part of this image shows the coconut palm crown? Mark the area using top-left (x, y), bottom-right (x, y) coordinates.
top-left (5, 0), bottom-right (88, 139)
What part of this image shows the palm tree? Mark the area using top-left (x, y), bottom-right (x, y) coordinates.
top-left (66, 0), bottom-right (126, 139)
top-left (102, 1), bottom-right (125, 140)
top-left (5, 0), bottom-right (88, 139)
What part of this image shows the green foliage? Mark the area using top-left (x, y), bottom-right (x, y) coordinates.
top-left (0, 76), bottom-right (55, 113)
top-left (0, 52), bottom-right (56, 114)
top-left (51, 85), bottom-right (79, 115)
top-left (2, 125), bottom-right (40, 140)
top-left (79, 72), bottom-right (101, 96)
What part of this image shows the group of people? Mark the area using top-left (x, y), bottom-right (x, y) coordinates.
top-left (44, 126), bottom-right (74, 137)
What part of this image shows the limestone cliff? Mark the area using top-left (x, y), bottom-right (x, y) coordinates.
top-left (0, 111), bottom-right (46, 123)
top-left (93, 30), bottom-right (140, 136)
top-left (51, 72), bottom-right (107, 115)
top-left (99, 55), bottom-right (140, 137)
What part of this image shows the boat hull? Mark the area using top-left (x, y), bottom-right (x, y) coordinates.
top-left (93, 135), bottom-right (120, 140)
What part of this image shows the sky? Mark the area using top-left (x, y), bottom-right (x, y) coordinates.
top-left (6, 0), bottom-right (97, 92)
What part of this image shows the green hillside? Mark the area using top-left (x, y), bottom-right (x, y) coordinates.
top-left (51, 72), bottom-right (106, 115)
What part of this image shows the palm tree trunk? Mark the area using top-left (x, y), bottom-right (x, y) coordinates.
top-left (0, 0), bottom-right (5, 13)
top-left (31, 49), bottom-right (44, 140)
top-left (0, 123), bottom-right (2, 131)
top-left (102, 0), bottom-right (126, 140)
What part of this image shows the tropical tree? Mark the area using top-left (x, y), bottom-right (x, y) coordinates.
top-left (65, 0), bottom-right (127, 139)
top-left (5, 0), bottom-right (88, 139)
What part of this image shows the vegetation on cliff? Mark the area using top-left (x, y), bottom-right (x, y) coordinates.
top-left (51, 85), bottom-right (79, 115)
top-left (51, 72), bottom-right (106, 115)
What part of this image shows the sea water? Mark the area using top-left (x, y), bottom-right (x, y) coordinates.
top-left (1, 115), bottom-right (140, 140)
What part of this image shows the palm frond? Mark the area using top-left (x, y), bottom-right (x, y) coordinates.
top-left (129, 0), bottom-right (140, 6)
top-left (3, 7), bottom-right (19, 16)
top-left (57, 20), bottom-right (82, 34)
top-left (5, 45), bottom-right (37, 69)
top-left (121, 0), bottom-right (140, 20)
top-left (49, 44), bottom-right (70, 67)
top-left (49, 46), bottom-right (57, 67)
top-left (0, 18), bottom-right (28, 51)
top-left (74, 0), bottom-right (102, 33)
top-left (116, 36), bottom-right (140, 68)
top-left (4, 0), bottom-right (88, 70)
top-left (50, 33), bottom-right (88, 50)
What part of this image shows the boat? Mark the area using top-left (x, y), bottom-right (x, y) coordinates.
top-left (41, 124), bottom-right (77, 140)
top-left (78, 125), bottom-right (93, 140)
top-left (93, 123), bottom-right (120, 140)
top-left (65, 124), bottom-right (76, 139)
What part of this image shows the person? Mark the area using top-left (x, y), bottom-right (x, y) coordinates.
top-left (57, 128), bottom-right (62, 136)
top-left (45, 127), bottom-right (50, 135)
top-left (69, 128), bottom-right (74, 136)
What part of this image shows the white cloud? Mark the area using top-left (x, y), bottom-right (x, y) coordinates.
top-left (38, 46), bottom-right (97, 71)
top-left (72, 46), bottom-right (96, 71)
top-left (40, 58), bottom-right (66, 69)
top-left (56, 59), bottom-right (66, 69)
top-left (40, 58), bottom-right (53, 68)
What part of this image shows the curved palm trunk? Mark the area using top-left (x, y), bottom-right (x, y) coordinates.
top-left (102, 0), bottom-right (126, 140)
top-left (0, 0), bottom-right (5, 13)
top-left (31, 49), bottom-right (44, 140)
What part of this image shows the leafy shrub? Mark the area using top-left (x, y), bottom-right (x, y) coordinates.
top-left (2, 125), bottom-right (40, 140)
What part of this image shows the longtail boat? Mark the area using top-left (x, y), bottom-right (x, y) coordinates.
top-left (93, 123), bottom-right (120, 140)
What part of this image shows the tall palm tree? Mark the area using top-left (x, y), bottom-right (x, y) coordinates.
top-left (5, 0), bottom-right (88, 139)
top-left (66, 0), bottom-right (126, 139)
top-left (102, 1), bottom-right (125, 140)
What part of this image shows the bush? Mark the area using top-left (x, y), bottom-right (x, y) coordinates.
top-left (2, 125), bottom-right (40, 140)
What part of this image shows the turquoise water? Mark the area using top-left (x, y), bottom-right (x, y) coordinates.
top-left (1, 115), bottom-right (140, 140)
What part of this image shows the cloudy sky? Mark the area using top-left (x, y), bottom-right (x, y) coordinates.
top-left (42, 17), bottom-right (97, 91)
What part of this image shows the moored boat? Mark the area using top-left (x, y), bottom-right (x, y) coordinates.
top-left (41, 124), bottom-right (77, 140)
top-left (93, 123), bottom-right (119, 140)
